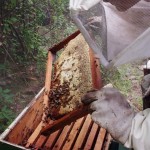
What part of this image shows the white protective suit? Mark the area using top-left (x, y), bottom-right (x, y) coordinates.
top-left (70, 0), bottom-right (150, 67)
top-left (70, 0), bottom-right (150, 150)
top-left (103, 1), bottom-right (150, 65)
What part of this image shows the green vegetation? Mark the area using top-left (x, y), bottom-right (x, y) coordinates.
top-left (0, 0), bottom-right (76, 132)
top-left (0, 0), bottom-right (76, 68)
top-left (102, 64), bottom-right (143, 110)
top-left (0, 87), bottom-right (15, 132)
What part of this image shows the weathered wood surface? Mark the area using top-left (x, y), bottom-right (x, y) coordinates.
top-left (25, 122), bottom-right (43, 148)
top-left (73, 115), bottom-right (93, 150)
top-left (62, 117), bottom-right (85, 150)
top-left (3, 89), bottom-right (44, 145)
top-left (41, 105), bottom-right (91, 135)
top-left (26, 115), bottom-right (111, 150)
top-left (42, 51), bottom-right (53, 126)
top-left (84, 122), bottom-right (99, 150)
top-left (94, 128), bottom-right (106, 149)
top-left (89, 48), bottom-right (103, 89)
top-left (43, 129), bottom-right (62, 150)
top-left (49, 30), bottom-right (80, 54)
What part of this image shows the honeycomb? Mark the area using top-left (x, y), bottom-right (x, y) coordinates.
top-left (49, 34), bottom-right (93, 119)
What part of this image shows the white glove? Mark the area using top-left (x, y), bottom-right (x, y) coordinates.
top-left (82, 87), bottom-right (136, 144)
top-left (69, 0), bottom-right (101, 11)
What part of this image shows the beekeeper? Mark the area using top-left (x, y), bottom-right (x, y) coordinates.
top-left (70, 0), bottom-right (150, 150)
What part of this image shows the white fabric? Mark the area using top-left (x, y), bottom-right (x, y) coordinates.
top-left (70, 0), bottom-right (150, 67)
top-left (69, 0), bottom-right (101, 11)
top-left (113, 28), bottom-right (150, 66)
top-left (103, 1), bottom-right (150, 65)
top-left (125, 108), bottom-right (150, 150)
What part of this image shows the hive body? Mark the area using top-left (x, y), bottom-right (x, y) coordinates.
top-left (49, 34), bottom-right (93, 118)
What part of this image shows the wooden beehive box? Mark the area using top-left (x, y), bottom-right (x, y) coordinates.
top-left (0, 31), bottom-right (112, 150)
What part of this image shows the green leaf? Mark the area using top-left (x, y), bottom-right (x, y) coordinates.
top-left (30, 45), bottom-right (34, 49)
top-left (10, 17), bottom-right (18, 23)
top-left (3, 89), bottom-right (10, 94)
top-left (0, 87), bottom-right (2, 93)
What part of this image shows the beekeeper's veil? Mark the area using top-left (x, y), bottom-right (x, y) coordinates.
top-left (69, 0), bottom-right (150, 68)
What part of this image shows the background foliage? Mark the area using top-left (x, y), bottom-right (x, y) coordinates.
top-left (0, 0), bottom-right (76, 132)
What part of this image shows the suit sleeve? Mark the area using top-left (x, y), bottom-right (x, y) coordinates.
top-left (124, 108), bottom-right (150, 150)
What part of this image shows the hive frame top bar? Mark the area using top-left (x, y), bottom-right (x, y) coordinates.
top-left (49, 30), bottom-right (80, 54)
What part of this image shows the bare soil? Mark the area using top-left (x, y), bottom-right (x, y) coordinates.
top-left (0, 64), bottom-right (45, 116)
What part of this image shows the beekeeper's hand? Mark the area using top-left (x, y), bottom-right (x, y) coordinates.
top-left (104, 0), bottom-right (140, 11)
top-left (82, 86), bottom-right (136, 144)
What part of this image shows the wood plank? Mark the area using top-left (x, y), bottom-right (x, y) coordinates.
top-left (26, 120), bottom-right (53, 148)
top-left (73, 115), bottom-right (92, 150)
top-left (94, 128), bottom-right (106, 150)
top-left (42, 51), bottom-right (53, 126)
top-left (52, 123), bottom-right (73, 150)
top-left (84, 123), bottom-right (99, 150)
top-left (49, 30), bottom-right (80, 54)
top-left (34, 135), bottom-right (47, 150)
top-left (43, 130), bottom-right (62, 150)
top-left (62, 117), bottom-right (85, 150)
top-left (89, 49), bottom-right (103, 89)
top-left (41, 105), bottom-right (92, 135)
top-left (5, 91), bottom-right (44, 145)
top-left (25, 122), bottom-right (43, 148)
top-left (95, 58), bottom-right (103, 89)
top-left (104, 134), bottom-right (112, 150)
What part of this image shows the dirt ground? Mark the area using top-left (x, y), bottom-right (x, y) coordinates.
top-left (0, 64), bottom-right (45, 116)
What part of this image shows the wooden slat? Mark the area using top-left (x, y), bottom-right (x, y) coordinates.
top-left (49, 30), bottom-right (80, 54)
top-left (62, 117), bottom-right (85, 150)
top-left (52, 123), bottom-right (73, 150)
top-left (42, 51), bottom-right (53, 126)
top-left (89, 49), bottom-right (103, 89)
top-left (5, 92), bottom-right (44, 145)
top-left (41, 105), bottom-right (91, 135)
top-left (26, 120), bottom-right (53, 148)
top-left (94, 128), bottom-right (106, 150)
top-left (84, 123), bottom-right (99, 150)
top-left (25, 122), bottom-right (43, 148)
top-left (43, 130), bottom-right (62, 150)
top-left (104, 134), bottom-right (112, 150)
top-left (73, 115), bottom-right (92, 150)
top-left (95, 58), bottom-right (103, 89)
top-left (34, 135), bottom-right (47, 149)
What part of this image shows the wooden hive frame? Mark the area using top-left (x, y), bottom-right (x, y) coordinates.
top-left (0, 31), bottom-right (112, 150)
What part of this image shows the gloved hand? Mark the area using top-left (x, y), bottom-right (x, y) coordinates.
top-left (82, 86), bottom-right (136, 144)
